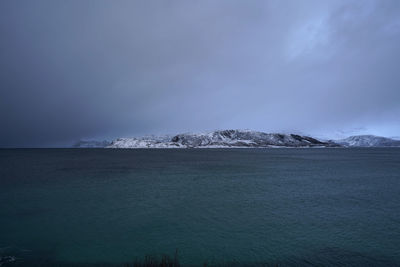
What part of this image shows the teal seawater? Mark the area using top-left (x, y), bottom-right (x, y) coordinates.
top-left (0, 148), bottom-right (400, 266)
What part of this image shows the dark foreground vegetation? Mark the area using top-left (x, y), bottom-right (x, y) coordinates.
top-left (128, 250), bottom-right (180, 267)
top-left (1, 247), bottom-right (398, 267)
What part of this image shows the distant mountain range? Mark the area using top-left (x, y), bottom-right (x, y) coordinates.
top-left (336, 135), bottom-right (400, 147)
top-left (72, 130), bottom-right (400, 148)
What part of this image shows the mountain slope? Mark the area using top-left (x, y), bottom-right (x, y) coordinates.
top-left (337, 135), bottom-right (400, 147)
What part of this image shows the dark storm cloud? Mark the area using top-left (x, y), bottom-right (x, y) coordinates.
top-left (1, 0), bottom-right (400, 147)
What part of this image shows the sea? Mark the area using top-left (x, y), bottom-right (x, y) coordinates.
top-left (0, 148), bottom-right (399, 266)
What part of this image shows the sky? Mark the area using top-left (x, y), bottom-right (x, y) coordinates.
top-left (1, 0), bottom-right (400, 147)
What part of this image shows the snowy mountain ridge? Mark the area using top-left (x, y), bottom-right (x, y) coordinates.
top-left (107, 130), bottom-right (338, 148)
top-left (73, 131), bottom-right (400, 148)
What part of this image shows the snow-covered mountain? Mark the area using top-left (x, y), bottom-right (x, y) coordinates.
top-left (73, 140), bottom-right (111, 148)
top-left (336, 135), bottom-right (400, 147)
top-left (73, 132), bottom-right (400, 149)
top-left (107, 135), bottom-right (179, 148)
top-left (107, 130), bottom-right (339, 148)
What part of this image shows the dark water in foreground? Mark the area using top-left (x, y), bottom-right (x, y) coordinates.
top-left (0, 148), bottom-right (400, 266)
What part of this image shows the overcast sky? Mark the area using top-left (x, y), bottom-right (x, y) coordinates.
top-left (1, 0), bottom-right (400, 147)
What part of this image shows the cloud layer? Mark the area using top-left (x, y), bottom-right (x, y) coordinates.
top-left (1, 0), bottom-right (400, 147)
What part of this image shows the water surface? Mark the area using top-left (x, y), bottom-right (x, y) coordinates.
top-left (0, 148), bottom-right (399, 266)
